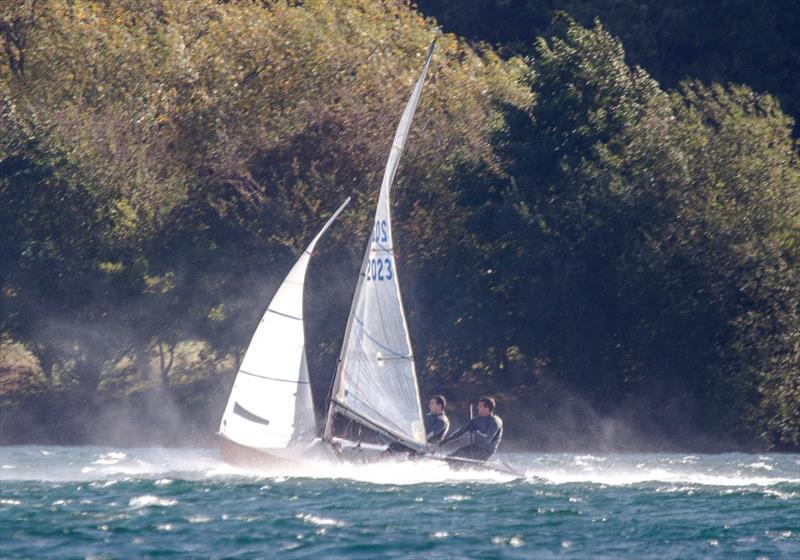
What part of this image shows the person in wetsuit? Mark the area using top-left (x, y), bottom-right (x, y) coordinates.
top-left (424, 394), bottom-right (450, 444)
top-left (382, 394), bottom-right (450, 457)
top-left (439, 396), bottom-right (503, 462)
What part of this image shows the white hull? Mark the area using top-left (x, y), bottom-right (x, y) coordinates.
top-left (218, 435), bottom-right (334, 469)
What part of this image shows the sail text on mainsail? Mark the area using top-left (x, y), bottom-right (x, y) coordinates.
top-left (324, 40), bottom-right (437, 453)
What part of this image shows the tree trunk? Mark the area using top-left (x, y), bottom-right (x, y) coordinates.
top-left (158, 342), bottom-right (175, 388)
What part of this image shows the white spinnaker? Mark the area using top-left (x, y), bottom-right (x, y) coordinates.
top-left (328, 41), bottom-right (436, 450)
top-left (219, 198), bottom-right (350, 449)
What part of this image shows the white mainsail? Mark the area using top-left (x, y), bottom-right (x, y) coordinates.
top-left (325, 40), bottom-right (436, 451)
top-left (219, 198), bottom-right (350, 450)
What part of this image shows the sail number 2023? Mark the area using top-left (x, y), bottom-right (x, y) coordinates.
top-left (366, 258), bottom-right (393, 281)
top-left (366, 220), bottom-right (392, 281)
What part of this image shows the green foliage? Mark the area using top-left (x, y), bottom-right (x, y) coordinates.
top-left (0, 1), bottom-right (526, 401)
top-left (671, 82), bottom-right (800, 446)
top-left (1, 3), bottom-right (797, 449)
top-left (439, 19), bottom-right (800, 448)
top-left (417, 1), bottom-right (800, 130)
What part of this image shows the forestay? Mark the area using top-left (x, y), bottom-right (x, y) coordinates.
top-left (326, 41), bottom-right (436, 451)
top-left (219, 198), bottom-right (350, 449)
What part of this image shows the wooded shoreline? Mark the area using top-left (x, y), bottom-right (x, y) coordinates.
top-left (2, 1), bottom-right (798, 451)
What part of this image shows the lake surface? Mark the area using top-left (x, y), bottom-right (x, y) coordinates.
top-left (1, 446), bottom-right (798, 559)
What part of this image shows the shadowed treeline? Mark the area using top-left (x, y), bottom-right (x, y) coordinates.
top-left (1, 0), bottom-right (798, 451)
top-left (418, 0), bottom-right (800, 134)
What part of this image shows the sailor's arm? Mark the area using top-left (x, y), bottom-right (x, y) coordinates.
top-left (472, 417), bottom-right (501, 447)
top-left (439, 418), bottom-right (472, 445)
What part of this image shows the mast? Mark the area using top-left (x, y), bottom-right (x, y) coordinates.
top-left (324, 39), bottom-right (436, 450)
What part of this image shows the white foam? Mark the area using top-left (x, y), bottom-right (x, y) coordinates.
top-left (298, 456), bottom-right (516, 485)
top-left (129, 495), bottom-right (177, 508)
top-left (93, 451), bottom-right (125, 465)
top-left (0, 447), bottom-right (226, 482)
top-left (214, 455), bottom-right (517, 485)
top-left (89, 480), bottom-right (119, 488)
top-left (527, 467), bottom-right (797, 486)
top-left (1, 447), bottom-right (798, 489)
top-left (444, 494), bottom-right (471, 502)
top-left (492, 536), bottom-right (524, 547)
top-left (296, 513), bottom-right (345, 527)
top-left (525, 465), bottom-right (799, 487)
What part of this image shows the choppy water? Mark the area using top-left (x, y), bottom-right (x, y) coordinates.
top-left (1, 447), bottom-right (798, 559)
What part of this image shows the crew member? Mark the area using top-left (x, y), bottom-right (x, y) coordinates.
top-left (439, 396), bottom-right (503, 462)
top-left (425, 394), bottom-right (450, 444)
top-left (383, 394), bottom-right (451, 457)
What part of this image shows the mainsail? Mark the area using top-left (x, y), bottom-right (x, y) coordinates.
top-left (219, 198), bottom-right (350, 449)
top-left (325, 40), bottom-right (436, 452)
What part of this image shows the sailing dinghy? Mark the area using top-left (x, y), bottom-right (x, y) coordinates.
top-left (218, 198), bottom-right (350, 467)
top-left (320, 41), bottom-right (522, 478)
top-left (218, 39), bottom-right (519, 477)
top-left (322, 41), bottom-right (436, 460)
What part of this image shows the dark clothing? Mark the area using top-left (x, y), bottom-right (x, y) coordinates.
top-left (424, 412), bottom-right (449, 443)
top-left (383, 412), bottom-right (449, 456)
top-left (441, 414), bottom-right (503, 460)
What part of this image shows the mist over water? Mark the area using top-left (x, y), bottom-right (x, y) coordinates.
top-left (2, 446), bottom-right (798, 558)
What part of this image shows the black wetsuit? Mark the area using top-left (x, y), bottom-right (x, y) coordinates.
top-left (441, 415), bottom-right (503, 462)
top-left (384, 412), bottom-right (450, 456)
top-left (424, 412), bottom-right (449, 444)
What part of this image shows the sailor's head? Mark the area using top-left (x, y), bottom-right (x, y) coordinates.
top-left (477, 396), bottom-right (496, 417)
top-left (428, 395), bottom-right (446, 415)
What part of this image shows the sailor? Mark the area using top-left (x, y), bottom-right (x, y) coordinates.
top-left (439, 396), bottom-right (503, 462)
top-left (425, 395), bottom-right (450, 444)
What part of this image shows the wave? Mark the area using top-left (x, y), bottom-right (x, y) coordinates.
top-left (518, 453), bottom-right (800, 487)
top-left (128, 495), bottom-right (178, 508)
top-left (1, 446), bottom-right (798, 489)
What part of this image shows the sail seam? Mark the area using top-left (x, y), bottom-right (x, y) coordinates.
top-left (266, 308), bottom-right (303, 321)
top-left (371, 243), bottom-right (393, 254)
top-left (239, 369), bottom-right (311, 384)
top-left (352, 315), bottom-right (413, 359)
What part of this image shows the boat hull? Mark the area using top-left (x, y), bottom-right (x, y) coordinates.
top-left (218, 436), bottom-right (335, 469)
top-left (329, 437), bottom-right (522, 477)
top-left (219, 435), bottom-right (522, 478)
top-left (218, 437), bottom-right (296, 469)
